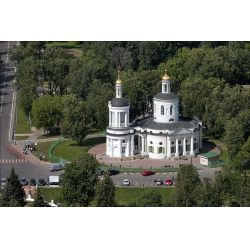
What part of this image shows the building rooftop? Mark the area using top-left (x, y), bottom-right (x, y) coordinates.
top-left (199, 152), bottom-right (220, 158)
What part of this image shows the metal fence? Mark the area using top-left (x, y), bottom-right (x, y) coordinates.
top-left (49, 138), bottom-right (70, 166)
top-left (99, 164), bottom-right (202, 173)
top-left (208, 159), bottom-right (228, 168)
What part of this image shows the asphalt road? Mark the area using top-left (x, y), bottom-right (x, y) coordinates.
top-left (105, 167), bottom-right (220, 186)
top-left (0, 42), bottom-right (63, 185)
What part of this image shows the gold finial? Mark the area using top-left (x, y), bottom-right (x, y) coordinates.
top-left (162, 69), bottom-right (170, 81)
top-left (116, 69), bottom-right (122, 84)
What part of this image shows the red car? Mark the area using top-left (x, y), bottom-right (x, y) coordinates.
top-left (165, 178), bottom-right (173, 186)
top-left (142, 170), bottom-right (156, 176)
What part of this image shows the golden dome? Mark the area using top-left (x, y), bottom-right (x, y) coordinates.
top-left (116, 71), bottom-right (122, 84)
top-left (162, 69), bottom-right (170, 81)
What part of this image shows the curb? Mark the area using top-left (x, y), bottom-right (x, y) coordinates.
top-left (11, 146), bottom-right (49, 165)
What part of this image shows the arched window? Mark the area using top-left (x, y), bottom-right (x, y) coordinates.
top-left (161, 105), bottom-right (164, 115)
top-left (164, 85), bottom-right (166, 92)
top-left (170, 105), bottom-right (173, 115)
top-left (118, 89), bottom-right (120, 96)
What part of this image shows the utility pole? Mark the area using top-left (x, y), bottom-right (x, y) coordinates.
top-left (130, 158), bottom-right (132, 189)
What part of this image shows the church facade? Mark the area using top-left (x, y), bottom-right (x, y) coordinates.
top-left (106, 70), bottom-right (202, 160)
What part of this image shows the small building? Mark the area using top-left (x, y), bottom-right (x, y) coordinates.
top-left (199, 152), bottom-right (220, 166)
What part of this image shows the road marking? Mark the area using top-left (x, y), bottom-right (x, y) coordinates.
top-left (12, 159), bottom-right (14, 163)
top-left (22, 159), bottom-right (24, 163)
top-left (19, 159), bottom-right (21, 163)
top-left (156, 173), bottom-right (159, 174)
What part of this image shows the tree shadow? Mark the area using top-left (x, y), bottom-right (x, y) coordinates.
top-left (69, 137), bottom-right (106, 147)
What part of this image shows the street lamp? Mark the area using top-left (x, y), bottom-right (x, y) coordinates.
top-left (130, 158), bottom-right (132, 189)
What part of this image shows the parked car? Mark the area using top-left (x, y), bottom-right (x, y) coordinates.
top-left (142, 170), bottom-right (155, 176)
top-left (165, 178), bottom-right (173, 186)
top-left (38, 178), bottom-right (46, 186)
top-left (30, 178), bottom-right (36, 186)
top-left (123, 179), bottom-right (130, 186)
top-left (1, 178), bottom-right (6, 186)
top-left (98, 170), bottom-right (107, 176)
top-left (154, 179), bottom-right (163, 186)
top-left (20, 177), bottom-right (28, 186)
top-left (107, 169), bottom-right (120, 176)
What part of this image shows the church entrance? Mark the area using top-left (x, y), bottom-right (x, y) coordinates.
top-left (178, 146), bottom-right (183, 155)
top-left (114, 146), bottom-right (119, 156)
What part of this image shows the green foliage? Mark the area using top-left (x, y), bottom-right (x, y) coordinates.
top-left (93, 173), bottom-right (117, 207)
top-left (60, 94), bottom-right (88, 146)
top-left (32, 94), bottom-right (63, 131)
top-left (33, 188), bottom-right (48, 207)
top-left (0, 166), bottom-right (27, 207)
top-left (137, 188), bottom-right (162, 207)
top-left (60, 152), bottom-right (99, 207)
top-left (170, 164), bottom-right (201, 207)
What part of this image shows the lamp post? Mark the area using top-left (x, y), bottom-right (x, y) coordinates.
top-left (130, 158), bottom-right (132, 189)
top-left (229, 151), bottom-right (232, 163)
top-left (36, 164), bottom-right (38, 190)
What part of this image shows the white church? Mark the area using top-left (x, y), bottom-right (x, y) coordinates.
top-left (106, 70), bottom-right (202, 160)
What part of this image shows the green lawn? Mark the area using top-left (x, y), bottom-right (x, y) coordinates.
top-left (52, 137), bottom-right (106, 162)
top-left (46, 41), bottom-right (82, 51)
top-left (32, 141), bottom-right (54, 162)
top-left (37, 127), bottom-right (63, 140)
top-left (38, 187), bottom-right (175, 207)
top-left (15, 100), bottom-right (32, 134)
top-left (15, 136), bottom-right (29, 140)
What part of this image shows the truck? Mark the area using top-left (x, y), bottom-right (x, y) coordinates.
top-left (47, 176), bottom-right (60, 188)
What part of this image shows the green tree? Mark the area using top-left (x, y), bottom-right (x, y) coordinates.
top-left (60, 94), bottom-right (88, 146)
top-left (223, 118), bottom-right (244, 160)
top-left (137, 188), bottom-right (162, 207)
top-left (0, 166), bottom-right (27, 207)
top-left (93, 173), bottom-right (117, 207)
top-left (60, 152), bottom-right (99, 207)
top-left (33, 188), bottom-right (48, 207)
top-left (32, 94), bottom-right (63, 132)
top-left (170, 164), bottom-right (201, 207)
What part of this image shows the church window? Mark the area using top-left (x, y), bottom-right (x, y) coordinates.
top-left (164, 85), bottom-right (166, 92)
top-left (122, 140), bottom-right (125, 143)
top-left (122, 147), bottom-right (125, 153)
top-left (121, 112), bottom-right (125, 123)
top-left (171, 141), bottom-right (174, 145)
top-left (186, 140), bottom-right (188, 143)
top-left (149, 146), bottom-right (153, 152)
top-left (159, 147), bottom-right (163, 153)
top-left (186, 145), bottom-right (190, 151)
top-left (118, 89), bottom-right (119, 96)
top-left (194, 138), bottom-right (196, 141)
top-left (171, 146), bottom-right (175, 153)
top-left (159, 142), bottom-right (162, 145)
top-left (178, 140), bottom-right (181, 144)
top-left (169, 118), bottom-right (174, 122)
top-left (161, 105), bottom-right (164, 115)
top-left (150, 141), bottom-right (153, 144)
top-left (170, 105), bottom-right (173, 115)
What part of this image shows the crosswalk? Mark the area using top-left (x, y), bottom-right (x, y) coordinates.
top-left (0, 159), bottom-right (29, 163)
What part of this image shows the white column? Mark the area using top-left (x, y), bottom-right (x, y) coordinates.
top-left (142, 137), bottom-right (145, 154)
top-left (183, 137), bottom-right (187, 155)
top-left (109, 111), bottom-right (111, 126)
top-left (131, 134), bottom-right (134, 156)
top-left (199, 128), bottom-right (202, 149)
top-left (126, 140), bottom-right (129, 157)
top-left (125, 112), bottom-right (127, 127)
top-left (190, 136), bottom-right (194, 155)
top-left (111, 139), bottom-right (113, 157)
top-left (167, 137), bottom-right (171, 157)
top-left (119, 139), bottom-right (122, 157)
top-left (175, 138), bottom-right (179, 157)
top-left (118, 112), bottom-right (120, 127)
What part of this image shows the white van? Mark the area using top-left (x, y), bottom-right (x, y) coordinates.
top-left (47, 176), bottom-right (60, 187)
top-left (49, 163), bottom-right (63, 172)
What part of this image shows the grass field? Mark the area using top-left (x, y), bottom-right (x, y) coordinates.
top-left (46, 41), bottom-right (82, 51)
top-left (52, 137), bottom-right (106, 162)
top-left (15, 136), bottom-right (29, 140)
top-left (37, 127), bottom-right (63, 139)
top-left (32, 141), bottom-right (54, 162)
top-left (15, 100), bottom-right (32, 134)
top-left (38, 186), bottom-right (175, 207)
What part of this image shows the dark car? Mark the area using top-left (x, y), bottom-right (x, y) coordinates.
top-left (107, 169), bottom-right (120, 176)
top-left (98, 170), bottom-right (107, 176)
top-left (38, 178), bottom-right (46, 186)
top-left (20, 177), bottom-right (28, 186)
top-left (30, 178), bottom-right (36, 186)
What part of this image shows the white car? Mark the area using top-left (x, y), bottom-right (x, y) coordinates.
top-left (123, 179), bottom-right (130, 186)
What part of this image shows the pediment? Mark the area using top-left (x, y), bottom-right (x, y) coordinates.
top-left (170, 127), bottom-right (193, 135)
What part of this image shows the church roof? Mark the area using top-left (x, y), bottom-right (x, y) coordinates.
top-left (154, 92), bottom-right (178, 101)
top-left (111, 97), bottom-right (129, 107)
top-left (135, 116), bottom-right (198, 131)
